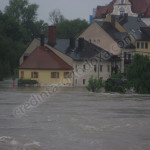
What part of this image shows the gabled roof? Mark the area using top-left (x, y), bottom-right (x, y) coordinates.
top-left (19, 46), bottom-right (72, 70)
top-left (96, 21), bottom-right (124, 40)
top-left (95, 0), bottom-right (150, 19)
top-left (95, 0), bottom-right (116, 19)
top-left (115, 16), bottom-right (148, 40)
top-left (51, 39), bottom-right (114, 61)
top-left (96, 20), bottom-right (135, 49)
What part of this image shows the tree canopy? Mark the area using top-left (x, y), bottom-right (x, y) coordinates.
top-left (0, 0), bottom-right (48, 80)
top-left (5, 0), bottom-right (38, 23)
top-left (56, 18), bottom-right (89, 38)
top-left (127, 54), bottom-right (150, 94)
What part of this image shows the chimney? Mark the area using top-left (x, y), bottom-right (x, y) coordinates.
top-left (48, 26), bottom-right (56, 46)
top-left (70, 37), bottom-right (75, 49)
top-left (111, 15), bottom-right (116, 26)
top-left (78, 38), bottom-right (84, 50)
top-left (40, 33), bottom-right (44, 46)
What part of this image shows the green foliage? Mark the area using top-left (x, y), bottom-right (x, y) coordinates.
top-left (105, 79), bottom-right (126, 94)
top-left (0, 1), bottom-right (48, 80)
top-left (56, 18), bottom-right (89, 38)
top-left (111, 73), bottom-right (124, 79)
top-left (18, 78), bottom-right (38, 86)
top-left (127, 54), bottom-right (150, 94)
top-left (86, 76), bottom-right (104, 92)
top-left (5, 0), bottom-right (38, 23)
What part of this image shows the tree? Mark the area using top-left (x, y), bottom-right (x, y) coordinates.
top-left (49, 9), bottom-right (65, 25)
top-left (5, 0), bottom-right (38, 24)
top-left (127, 54), bottom-right (150, 94)
top-left (30, 20), bottom-right (49, 39)
top-left (0, 1), bottom-right (48, 80)
top-left (86, 76), bottom-right (104, 92)
top-left (0, 12), bottom-right (26, 79)
top-left (56, 18), bottom-right (89, 38)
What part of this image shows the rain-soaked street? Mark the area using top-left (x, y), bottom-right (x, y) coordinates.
top-left (0, 79), bottom-right (150, 150)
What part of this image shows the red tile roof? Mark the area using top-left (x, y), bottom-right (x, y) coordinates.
top-left (19, 46), bottom-right (73, 70)
top-left (130, 0), bottom-right (150, 17)
top-left (95, 0), bottom-right (150, 19)
top-left (95, 0), bottom-right (116, 19)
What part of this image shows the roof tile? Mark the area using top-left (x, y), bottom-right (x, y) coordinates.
top-left (19, 46), bottom-right (73, 70)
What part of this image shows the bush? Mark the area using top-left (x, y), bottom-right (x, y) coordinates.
top-left (111, 73), bottom-right (124, 79)
top-left (18, 78), bottom-right (38, 86)
top-left (105, 78), bottom-right (126, 94)
top-left (86, 76), bottom-right (104, 92)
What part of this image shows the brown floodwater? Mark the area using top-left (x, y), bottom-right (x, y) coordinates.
top-left (0, 79), bottom-right (150, 150)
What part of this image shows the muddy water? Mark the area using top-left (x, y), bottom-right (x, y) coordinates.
top-left (0, 79), bottom-right (150, 150)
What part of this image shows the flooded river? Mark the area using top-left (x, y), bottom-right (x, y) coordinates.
top-left (0, 79), bottom-right (150, 150)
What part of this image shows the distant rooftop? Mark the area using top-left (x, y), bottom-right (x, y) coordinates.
top-left (95, 0), bottom-right (150, 19)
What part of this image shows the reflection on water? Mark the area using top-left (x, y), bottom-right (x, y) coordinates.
top-left (0, 79), bottom-right (150, 150)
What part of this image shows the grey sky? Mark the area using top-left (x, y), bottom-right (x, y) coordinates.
top-left (0, 0), bottom-right (112, 23)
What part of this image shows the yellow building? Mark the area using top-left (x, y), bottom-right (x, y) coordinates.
top-left (19, 46), bottom-right (73, 85)
top-left (135, 27), bottom-right (150, 56)
top-left (104, 15), bottom-right (150, 56)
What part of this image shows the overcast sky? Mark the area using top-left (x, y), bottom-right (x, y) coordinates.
top-left (0, 0), bottom-right (112, 23)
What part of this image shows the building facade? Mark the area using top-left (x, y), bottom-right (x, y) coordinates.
top-left (19, 45), bottom-right (73, 86)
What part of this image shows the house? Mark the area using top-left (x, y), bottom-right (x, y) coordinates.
top-left (50, 37), bottom-right (116, 86)
top-left (79, 15), bottom-right (136, 73)
top-left (105, 15), bottom-right (150, 56)
top-left (95, 0), bottom-right (150, 26)
top-left (19, 37), bottom-right (73, 86)
top-left (136, 27), bottom-right (150, 56)
top-left (79, 21), bottom-right (121, 56)
top-left (19, 26), bottom-right (120, 86)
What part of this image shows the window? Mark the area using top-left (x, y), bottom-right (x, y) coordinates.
top-left (51, 72), bottom-right (59, 78)
top-left (141, 42), bottom-right (144, 49)
top-left (145, 43), bottom-right (148, 49)
top-left (76, 64), bottom-right (78, 72)
top-left (21, 71), bottom-right (24, 78)
top-left (83, 79), bottom-right (86, 85)
top-left (64, 72), bottom-right (72, 78)
top-left (131, 29), bottom-right (135, 33)
top-left (83, 64), bottom-right (86, 72)
top-left (107, 65), bottom-right (110, 72)
top-left (23, 53), bottom-right (29, 61)
top-left (31, 72), bottom-right (38, 78)
top-left (100, 65), bottom-right (103, 72)
top-left (120, 11), bottom-right (125, 16)
top-left (94, 65), bottom-right (97, 72)
top-left (137, 42), bottom-right (140, 49)
top-left (128, 54), bottom-right (131, 60)
top-left (97, 40), bottom-right (100, 43)
top-left (23, 56), bottom-right (28, 61)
